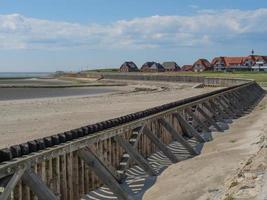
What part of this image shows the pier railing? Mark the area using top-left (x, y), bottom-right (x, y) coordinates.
top-left (0, 79), bottom-right (265, 200)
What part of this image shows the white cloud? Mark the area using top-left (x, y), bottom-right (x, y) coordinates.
top-left (0, 9), bottom-right (267, 50)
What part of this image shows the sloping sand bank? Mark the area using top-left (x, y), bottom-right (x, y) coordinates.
top-left (143, 96), bottom-right (267, 200)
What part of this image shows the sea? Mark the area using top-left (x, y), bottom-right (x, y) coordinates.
top-left (0, 72), bottom-right (52, 78)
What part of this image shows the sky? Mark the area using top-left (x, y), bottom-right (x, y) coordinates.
top-left (0, 0), bottom-right (267, 72)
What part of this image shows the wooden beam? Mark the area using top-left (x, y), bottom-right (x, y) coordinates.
top-left (210, 99), bottom-right (232, 118)
top-left (0, 166), bottom-right (27, 200)
top-left (114, 135), bottom-right (157, 176)
top-left (215, 97), bottom-right (235, 117)
top-left (202, 102), bottom-right (224, 122)
top-left (186, 108), bottom-right (210, 133)
top-left (173, 113), bottom-right (206, 143)
top-left (87, 145), bottom-right (121, 182)
top-left (197, 107), bottom-right (223, 132)
top-left (21, 168), bottom-right (58, 200)
top-left (78, 148), bottom-right (134, 200)
top-left (158, 118), bottom-right (198, 155)
top-left (143, 126), bottom-right (179, 163)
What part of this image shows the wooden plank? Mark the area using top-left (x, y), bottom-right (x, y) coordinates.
top-left (158, 118), bottom-right (198, 155)
top-left (0, 166), bottom-right (26, 200)
top-left (21, 169), bottom-right (58, 200)
top-left (114, 135), bottom-right (157, 176)
top-left (197, 107), bottom-right (223, 132)
top-left (186, 108), bottom-right (210, 133)
top-left (78, 148), bottom-right (134, 200)
top-left (173, 113), bottom-right (206, 143)
top-left (59, 155), bottom-right (67, 200)
top-left (88, 145), bottom-right (121, 182)
top-left (202, 102), bottom-right (224, 122)
top-left (209, 99), bottom-right (231, 118)
top-left (214, 97), bottom-right (235, 117)
top-left (220, 95), bottom-right (241, 115)
top-left (143, 126), bottom-right (179, 163)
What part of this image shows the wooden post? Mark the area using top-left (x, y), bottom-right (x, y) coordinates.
top-left (173, 113), bottom-right (206, 143)
top-left (114, 135), bottom-right (157, 176)
top-left (197, 107), bottom-right (223, 132)
top-left (158, 118), bottom-right (198, 155)
top-left (88, 145), bottom-right (121, 182)
top-left (186, 108), bottom-right (210, 132)
top-left (210, 100), bottom-right (230, 119)
top-left (215, 97), bottom-right (235, 117)
top-left (78, 148), bottom-right (134, 200)
top-left (0, 166), bottom-right (27, 200)
top-left (143, 126), bottom-right (179, 163)
top-left (21, 169), bottom-right (58, 200)
top-left (202, 102), bottom-right (224, 122)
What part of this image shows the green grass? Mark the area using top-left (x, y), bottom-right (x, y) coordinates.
top-left (167, 71), bottom-right (267, 86)
top-left (85, 68), bottom-right (119, 72)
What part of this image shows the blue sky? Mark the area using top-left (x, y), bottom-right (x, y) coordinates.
top-left (0, 0), bottom-right (267, 72)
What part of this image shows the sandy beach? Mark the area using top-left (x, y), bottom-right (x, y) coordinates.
top-left (143, 95), bottom-right (267, 200)
top-left (0, 80), bottom-right (215, 148)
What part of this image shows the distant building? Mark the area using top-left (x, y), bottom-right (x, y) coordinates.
top-left (120, 61), bottom-right (139, 72)
top-left (181, 65), bottom-right (193, 72)
top-left (162, 62), bottom-right (180, 72)
top-left (212, 55), bottom-right (267, 71)
top-left (141, 62), bottom-right (165, 72)
top-left (192, 59), bottom-right (212, 72)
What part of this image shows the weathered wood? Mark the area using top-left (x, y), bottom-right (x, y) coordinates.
top-left (21, 169), bottom-right (58, 200)
top-left (78, 148), bottom-right (134, 200)
top-left (209, 99), bottom-right (231, 119)
top-left (197, 107), bottom-right (223, 132)
top-left (186, 108), bottom-right (210, 132)
top-left (173, 113), bottom-right (206, 143)
top-left (0, 166), bottom-right (26, 200)
top-left (215, 97), bottom-right (235, 117)
top-left (158, 118), bottom-right (198, 155)
top-left (88, 145), bottom-right (121, 182)
top-left (143, 126), bottom-right (179, 163)
top-left (114, 135), bottom-right (157, 176)
top-left (202, 102), bottom-right (224, 122)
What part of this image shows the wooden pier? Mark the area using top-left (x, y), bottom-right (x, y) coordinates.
top-left (0, 77), bottom-right (265, 200)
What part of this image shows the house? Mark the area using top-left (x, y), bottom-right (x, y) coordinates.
top-left (211, 57), bottom-right (247, 71)
top-left (192, 59), bottom-right (212, 72)
top-left (249, 55), bottom-right (267, 71)
top-left (212, 55), bottom-right (267, 71)
top-left (120, 61), bottom-right (139, 72)
top-left (140, 62), bottom-right (165, 72)
top-left (181, 65), bottom-right (193, 72)
top-left (162, 62), bottom-right (180, 72)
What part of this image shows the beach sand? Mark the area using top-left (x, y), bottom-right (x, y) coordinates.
top-left (0, 80), bottom-right (215, 148)
top-left (143, 95), bottom-right (267, 200)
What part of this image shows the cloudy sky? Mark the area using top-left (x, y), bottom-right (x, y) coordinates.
top-left (0, 0), bottom-right (267, 72)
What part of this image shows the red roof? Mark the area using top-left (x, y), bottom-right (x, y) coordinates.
top-left (223, 57), bottom-right (245, 66)
top-left (181, 65), bottom-right (193, 71)
top-left (193, 59), bottom-right (211, 69)
top-left (211, 55), bottom-right (267, 67)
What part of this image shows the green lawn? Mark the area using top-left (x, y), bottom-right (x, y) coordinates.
top-left (168, 71), bottom-right (267, 85)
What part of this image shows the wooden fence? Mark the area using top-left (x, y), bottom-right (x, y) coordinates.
top-left (0, 80), bottom-right (265, 200)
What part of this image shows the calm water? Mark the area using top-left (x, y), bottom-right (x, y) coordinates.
top-left (0, 87), bottom-right (115, 101)
top-left (0, 72), bottom-right (52, 78)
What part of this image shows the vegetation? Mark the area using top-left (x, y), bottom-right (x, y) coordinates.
top-left (171, 71), bottom-right (267, 85)
top-left (85, 68), bottom-right (119, 72)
